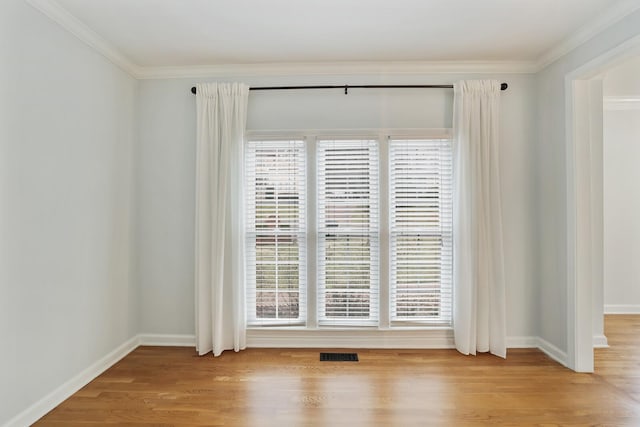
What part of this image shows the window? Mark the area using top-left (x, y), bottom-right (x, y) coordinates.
top-left (245, 140), bottom-right (306, 326)
top-left (317, 140), bottom-right (379, 326)
top-left (389, 139), bottom-right (453, 325)
top-left (245, 134), bottom-right (452, 329)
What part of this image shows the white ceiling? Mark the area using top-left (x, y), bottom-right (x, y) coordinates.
top-left (33, 0), bottom-right (640, 72)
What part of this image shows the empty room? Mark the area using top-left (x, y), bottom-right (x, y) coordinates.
top-left (2, 0), bottom-right (640, 425)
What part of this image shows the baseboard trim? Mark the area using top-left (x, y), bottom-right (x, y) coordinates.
top-left (247, 329), bottom-right (456, 349)
top-left (131, 332), bottom-right (554, 351)
top-left (604, 304), bottom-right (640, 314)
top-left (506, 336), bottom-right (539, 348)
top-left (537, 337), bottom-right (569, 367)
top-left (134, 332), bottom-right (553, 355)
top-left (3, 335), bottom-right (139, 427)
top-left (593, 334), bottom-right (609, 348)
top-left (138, 334), bottom-right (196, 347)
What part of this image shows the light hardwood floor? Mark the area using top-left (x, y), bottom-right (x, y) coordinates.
top-left (35, 315), bottom-right (640, 426)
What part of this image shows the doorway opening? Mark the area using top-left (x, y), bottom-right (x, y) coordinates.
top-left (566, 35), bottom-right (640, 372)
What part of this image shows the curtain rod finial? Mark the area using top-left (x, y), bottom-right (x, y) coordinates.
top-left (501, 83), bottom-right (508, 91)
top-left (191, 86), bottom-right (197, 94)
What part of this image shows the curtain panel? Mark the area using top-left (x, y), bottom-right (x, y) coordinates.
top-left (453, 80), bottom-right (507, 358)
top-left (194, 82), bottom-right (249, 356)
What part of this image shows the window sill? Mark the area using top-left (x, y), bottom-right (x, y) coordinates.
top-left (247, 325), bottom-right (452, 331)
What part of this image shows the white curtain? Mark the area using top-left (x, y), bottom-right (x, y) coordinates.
top-left (195, 82), bottom-right (249, 357)
top-left (453, 80), bottom-right (507, 358)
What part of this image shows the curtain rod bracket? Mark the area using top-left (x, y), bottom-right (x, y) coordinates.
top-left (344, 85), bottom-right (348, 95)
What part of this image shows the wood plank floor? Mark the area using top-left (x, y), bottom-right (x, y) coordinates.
top-left (35, 315), bottom-right (640, 426)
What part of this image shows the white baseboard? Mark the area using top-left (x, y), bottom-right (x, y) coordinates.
top-left (135, 332), bottom-right (543, 352)
top-left (247, 328), bottom-right (456, 349)
top-left (138, 334), bottom-right (196, 346)
top-left (247, 331), bottom-right (542, 350)
top-left (134, 333), bottom-right (546, 351)
top-left (506, 336), bottom-right (539, 348)
top-left (604, 304), bottom-right (640, 314)
top-left (537, 337), bottom-right (568, 367)
top-left (3, 335), bottom-right (139, 427)
top-left (593, 334), bottom-right (609, 348)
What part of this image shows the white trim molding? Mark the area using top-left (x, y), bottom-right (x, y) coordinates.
top-left (564, 33), bottom-right (640, 373)
top-left (3, 336), bottom-right (139, 427)
top-left (138, 334), bottom-right (196, 346)
top-left (505, 336), bottom-right (539, 349)
top-left (603, 96), bottom-right (640, 110)
top-left (247, 329), bottom-right (456, 349)
top-left (135, 61), bottom-right (536, 79)
top-left (246, 330), bottom-right (547, 351)
top-left (537, 337), bottom-right (569, 367)
top-left (247, 128), bottom-right (453, 140)
top-left (604, 304), bottom-right (640, 314)
top-left (593, 334), bottom-right (610, 348)
top-left (508, 337), bottom-right (570, 364)
top-left (25, 0), bottom-right (141, 77)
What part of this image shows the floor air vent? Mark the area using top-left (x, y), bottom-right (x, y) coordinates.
top-left (320, 352), bottom-right (359, 362)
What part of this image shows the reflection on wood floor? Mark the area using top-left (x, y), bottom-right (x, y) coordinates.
top-left (35, 315), bottom-right (640, 426)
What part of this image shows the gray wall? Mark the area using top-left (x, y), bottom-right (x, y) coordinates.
top-left (535, 10), bottom-right (640, 352)
top-left (136, 74), bottom-right (539, 339)
top-left (603, 56), bottom-right (640, 96)
top-left (0, 1), bottom-right (138, 424)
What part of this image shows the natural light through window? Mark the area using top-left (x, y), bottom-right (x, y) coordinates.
top-left (245, 134), bottom-right (452, 328)
top-left (245, 140), bottom-right (306, 326)
top-left (389, 139), bottom-right (452, 325)
top-left (317, 140), bottom-right (379, 326)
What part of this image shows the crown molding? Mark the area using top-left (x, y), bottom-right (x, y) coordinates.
top-left (135, 60), bottom-right (536, 79)
top-left (535, 0), bottom-right (640, 71)
top-left (25, 0), bottom-right (141, 77)
top-left (603, 96), bottom-right (640, 110)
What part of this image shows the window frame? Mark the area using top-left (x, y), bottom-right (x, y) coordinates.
top-left (245, 129), bottom-right (453, 331)
top-left (316, 138), bottom-right (380, 327)
top-left (244, 136), bottom-right (308, 327)
top-left (388, 137), bottom-right (454, 327)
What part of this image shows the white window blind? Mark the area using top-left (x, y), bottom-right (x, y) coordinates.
top-left (245, 140), bottom-right (306, 326)
top-left (389, 139), bottom-right (452, 325)
top-left (317, 140), bottom-right (379, 326)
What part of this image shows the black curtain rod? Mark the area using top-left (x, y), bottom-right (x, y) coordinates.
top-left (190, 83), bottom-right (508, 95)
